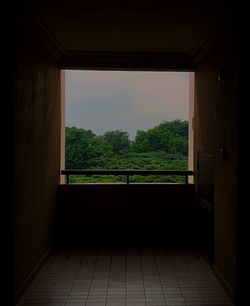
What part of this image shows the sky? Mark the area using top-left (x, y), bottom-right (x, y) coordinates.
top-left (65, 70), bottom-right (190, 139)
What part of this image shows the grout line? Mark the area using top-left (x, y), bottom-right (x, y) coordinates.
top-left (140, 248), bottom-right (147, 306)
top-left (40, 250), bottom-right (71, 305)
top-left (84, 248), bottom-right (99, 306)
top-left (153, 248), bottom-right (168, 306)
top-left (181, 248), bottom-right (209, 303)
top-left (168, 249), bottom-right (186, 305)
top-left (104, 248), bottom-right (113, 306)
top-left (65, 249), bottom-right (85, 304)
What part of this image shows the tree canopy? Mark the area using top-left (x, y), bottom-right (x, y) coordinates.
top-left (65, 119), bottom-right (189, 182)
top-left (132, 119), bottom-right (187, 155)
top-left (103, 130), bottom-right (131, 154)
top-left (65, 127), bottom-right (95, 169)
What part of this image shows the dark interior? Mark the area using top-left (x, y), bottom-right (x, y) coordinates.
top-left (3, 1), bottom-right (244, 305)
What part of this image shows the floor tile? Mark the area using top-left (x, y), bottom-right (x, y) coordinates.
top-left (16, 248), bottom-right (234, 306)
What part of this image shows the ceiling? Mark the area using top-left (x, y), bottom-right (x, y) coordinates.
top-left (27, 0), bottom-right (229, 55)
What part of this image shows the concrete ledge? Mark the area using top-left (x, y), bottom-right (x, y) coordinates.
top-left (57, 183), bottom-right (196, 246)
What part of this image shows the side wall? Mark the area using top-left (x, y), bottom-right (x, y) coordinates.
top-left (195, 29), bottom-right (238, 295)
top-left (12, 23), bottom-right (61, 298)
top-left (188, 72), bottom-right (195, 182)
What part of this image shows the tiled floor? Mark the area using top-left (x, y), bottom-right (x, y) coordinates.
top-left (17, 248), bottom-right (233, 306)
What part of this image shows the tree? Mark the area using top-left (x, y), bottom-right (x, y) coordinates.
top-left (132, 130), bottom-right (151, 152)
top-left (146, 127), bottom-right (171, 152)
top-left (169, 135), bottom-right (188, 155)
top-left (103, 130), bottom-right (131, 154)
top-left (65, 127), bottom-right (95, 168)
top-left (133, 128), bottom-right (171, 153)
top-left (132, 120), bottom-right (188, 156)
top-left (159, 119), bottom-right (188, 137)
top-left (65, 119), bottom-right (188, 179)
top-left (87, 136), bottom-right (114, 160)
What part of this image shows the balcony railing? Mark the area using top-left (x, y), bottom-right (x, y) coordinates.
top-left (61, 169), bottom-right (194, 184)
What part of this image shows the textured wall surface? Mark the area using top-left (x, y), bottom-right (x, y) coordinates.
top-left (12, 24), bottom-right (61, 296)
top-left (195, 29), bottom-right (239, 294)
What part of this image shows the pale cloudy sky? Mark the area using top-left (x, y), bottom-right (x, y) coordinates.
top-left (65, 70), bottom-right (190, 139)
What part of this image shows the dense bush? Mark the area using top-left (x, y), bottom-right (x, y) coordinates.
top-left (65, 120), bottom-right (188, 183)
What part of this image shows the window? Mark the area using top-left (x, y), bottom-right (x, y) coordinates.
top-left (62, 70), bottom-right (194, 183)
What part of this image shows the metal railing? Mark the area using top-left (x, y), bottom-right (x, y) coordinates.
top-left (61, 169), bottom-right (194, 184)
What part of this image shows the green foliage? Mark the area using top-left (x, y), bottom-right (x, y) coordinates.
top-left (158, 119), bottom-right (188, 137)
top-left (132, 130), bottom-right (151, 152)
top-left (87, 136), bottom-right (113, 160)
top-left (132, 119), bottom-right (188, 155)
top-left (65, 127), bottom-right (95, 169)
top-left (65, 119), bottom-right (189, 183)
top-left (103, 130), bottom-right (131, 154)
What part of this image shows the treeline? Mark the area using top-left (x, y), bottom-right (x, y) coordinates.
top-left (65, 119), bottom-right (188, 183)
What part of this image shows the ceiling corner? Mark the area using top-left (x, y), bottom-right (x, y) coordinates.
top-left (22, 2), bottom-right (66, 60)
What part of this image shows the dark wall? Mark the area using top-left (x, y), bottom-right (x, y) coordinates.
top-left (12, 23), bottom-right (61, 297)
top-left (195, 28), bottom-right (239, 295)
top-left (57, 184), bottom-right (196, 246)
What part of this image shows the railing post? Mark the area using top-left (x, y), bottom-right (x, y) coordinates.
top-left (126, 174), bottom-right (129, 185)
top-left (66, 174), bottom-right (69, 184)
top-left (185, 175), bottom-right (188, 184)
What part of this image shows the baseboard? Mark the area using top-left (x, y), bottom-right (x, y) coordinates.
top-left (14, 244), bottom-right (54, 304)
top-left (213, 264), bottom-right (235, 302)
